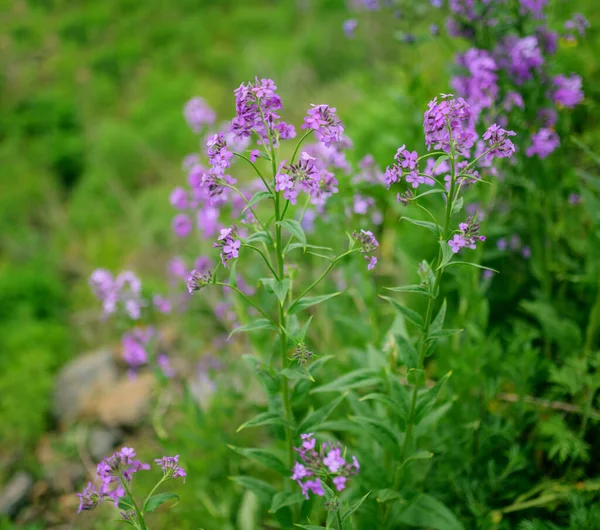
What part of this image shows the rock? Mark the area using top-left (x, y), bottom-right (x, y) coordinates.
top-left (54, 349), bottom-right (118, 424)
top-left (46, 462), bottom-right (85, 493)
top-left (88, 426), bottom-right (123, 461)
top-left (0, 471), bottom-right (33, 517)
top-left (95, 373), bottom-right (154, 427)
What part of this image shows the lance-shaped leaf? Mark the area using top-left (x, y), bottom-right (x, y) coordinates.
top-left (415, 371), bottom-right (452, 424)
top-left (227, 446), bottom-right (288, 476)
top-left (281, 365), bottom-right (315, 382)
top-left (278, 219), bottom-right (306, 248)
top-left (350, 416), bottom-right (402, 451)
top-left (384, 284), bottom-right (432, 297)
top-left (395, 493), bottom-right (464, 530)
top-left (427, 328), bottom-right (463, 340)
top-left (143, 492), bottom-right (179, 513)
top-left (437, 240), bottom-right (454, 270)
top-left (245, 231), bottom-right (273, 245)
top-left (376, 489), bottom-right (405, 504)
top-left (243, 190), bottom-right (273, 213)
top-left (394, 334), bottom-right (419, 368)
top-left (341, 491), bottom-right (371, 523)
top-left (380, 296), bottom-right (424, 329)
top-left (229, 319), bottom-right (276, 339)
top-left (288, 292), bottom-right (342, 315)
top-left (298, 393), bottom-right (346, 433)
top-left (236, 411), bottom-right (287, 433)
top-left (230, 476), bottom-right (276, 506)
top-left (430, 299), bottom-right (447, 332)
top-left (311, 369), bottom-right (381, 394)
top-left (269, 491), bottom-right (305, 513)
top-left (400, 216), bottom-right (441, 235)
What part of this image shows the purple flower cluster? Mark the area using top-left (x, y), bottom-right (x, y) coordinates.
top-left (291, 433), bottom-right (360, 499)
top-left (302, 104), bottom-right (344, 147)
top-left (89, 270), bottom-right (143, 320)
top-left (122, 327), bottom-right (154, 376)
top-left (275, 152), bottom-right (320, 204)
top-left (154, 455), bottom-right (187, 482)
top-left (207, 132), bottom-right (234, 178)
top-left (186, 267), bottom-right (213, 294)
top-left (519, 0), bottom-right (548, 20)
top-left (552, 74), bottom-right (584, 108)
top-left (230, 77), bottom-right (296, 144)
top-left (525, 128), bottom-right (560, 159)
top-left (448, 217), bottom-right (486, 253)
top-left (452, 49), bottom-right (498, 116)
top-left (423, 95), bottom-right (476, 153)
top-left (353, 229), bottom-right (379, 270)
top-left (482, 124), bottom-right (517, 160)
top-left (184, 97), bottom-right (216, 133)
top-left (213, 227), bottom-right (241, 267)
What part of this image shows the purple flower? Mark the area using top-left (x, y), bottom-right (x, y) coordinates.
top-left (122, 327), bottom-right (154, 371)
top-left (452, 48), bottom-right (498, 116)
top-left (565, 14), bottom-right (590, 36)
top-left (154, 455), bottom-right (186, 482)
top-left (214, 227), bottom-right (241, 267)
top-left (449, 0), bottom-right (476, 20)
top-left (504, 36), bottom-right (544, 84)
top-left (249, 149), bottom-right (261, 162)
top-left (538, 108), bottom-right (558, 127)
top-left (172, 213), bottom-right (193, 238)
top-left (207, 132), bottom-right (233, 177)
top-left (333, 476), bottom-right (347, 491)
top-left (423, 95), bottom-right (476, 153)
top-left (291, 462), bottom-right (311, 481)
top-left (525, 128), bottom-right (560, 159)
top-left (301, 479), bottom-right (325, 500)
top-left (353, 229), bottom-right (379, 271)
top-left (77, 482), bottom-right (102, 513)
top-left (197, 206), bottom-right (221, 238)
top-left (503, 91), bottom-right (524, 111)
top-left (157, 354), bottom-right (175, 377)
top-left (302, 104), bottom-right (344, 147)
top-left (519, 0), bottom-right (548, 19)
top-left (448, 217), bottom-right (485, 254)
top-left (395, 146), bottom-right (418, 169)
top-left (482, 124), bottom-right (517, 160)
top-left (169, 187), bottom-right (188, 210)
top-left (89, 270), bottom-right (143, 319)
top-left (153, 295), bottom-right (172, 314)
top-left (168, 257), bottom-right (187, 279)
top-left (568, 193), bottom-right (581, 205)
top-left (184, 97), bottom-right (216, 133)
top-left (552, 74), bottom-right (583, 108)
top-left (343, 19), bottom-right (358, 38)
top-left (275, 153), bottom-right (319, 204)
top-left (186, 268), bottom-right (213, 294)
top-left (405, 170), bottom-right (426, 189)
top-left (323, 448), bottom-right (345, 473)
top-left (94, 447), bottom-right (150, 505)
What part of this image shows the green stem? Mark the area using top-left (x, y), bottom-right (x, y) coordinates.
top-left (226, 184), bottom-right (272, 237)
top-left (119, 473), bottom-right (148, 530)
top-left (141, 476), bottom-right (168, 514)
top-left (232, 152), bottom-right (273, 194)
top-left (242, 244), bottom-right (279, 279)
top-left (290, 130), bottom-right (314, 164)
top-left (336, 509), bottom-right (344, 530)
top-left (214, 282), bottom-right (278, 328)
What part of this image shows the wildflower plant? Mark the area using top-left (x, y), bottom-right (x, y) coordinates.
top-left (184, 77), bottom-right (374, 526)
top-left (77, 447), bottom-right (185, 529)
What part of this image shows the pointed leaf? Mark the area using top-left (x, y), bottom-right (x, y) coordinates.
top-left (143, 492), bottom-right (179, 513)
top-left (228, 446), bottom-right (288, 476)
top-left (400, 216), bottom-right (441, 235)
top-left (294, 526), bottom-right (327, 530)
top-left (396, 493), bottom-right (464, 530)
top-left (289, 293), bottom-right (342, 315)
top-left (278, 219), bottom-right (306, 248)
top-left (298, 393), bottom-right (346, 433)
top-left (415, 371), bottom-right (452, 424)
top-left (269, 491), bottom-right (305, 513)
top-left (281, 365), bottom-right (315, 382)
top-left (311, 369), bottom-right (381, 394)
top-left (230, 476), bottom-right (276, 506)
top-left (384, 284), bottom-right (432, 297)
top-left (394, 334), bottom-right (418, 368)
top-left (437, 240), bottom-right (454, 270)
top-left (341, 491), bottom-right (371, 522)
top-left (407, 368), bottom-right (426, 386)
top-left (376, 489), bottom-right (405, 503)
top-left (430, 299), bottom-right (447, 333)
top-left (445, 261), bottom-right (498, 273)
top-left (380, 296), bottom-right (424, 329)
top-left (237, 412), bottom-right (287, 433)
top-left (428, 328), bottom-right (463, 339)
top-left (245, 231), bottom-right (273, 245)
top-left (243, 191), bottom-right (273, 213)
top-left (350, 416), bottom-right (402, 451)
top-left (229, 319), bottom-right (276, 338)
top-left (288, 243), bottom-right (333, 253)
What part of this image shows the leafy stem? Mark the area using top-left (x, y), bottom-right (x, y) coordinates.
top-left (213, 281), bottom-right (279, 329)
top-left (232, 152), bottom-right (272, 194)
top-left (119, 473), bottom-right (148, 530)
top-left (242, 244), bottom-right (279, 279)
top-left (141, 476), bottom-right (168, 515)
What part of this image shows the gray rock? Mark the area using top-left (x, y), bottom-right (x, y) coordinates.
top-left (53, 349), bottom-right (118, 423)
top-left (0, 472), bottom-right (33, 517)
top-left (88, 426), bottom-right (123, 461)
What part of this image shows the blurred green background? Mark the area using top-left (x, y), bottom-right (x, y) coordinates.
top-left (2, 0), bottom-right (600, 529)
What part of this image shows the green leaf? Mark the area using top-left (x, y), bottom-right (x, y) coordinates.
top-left (229, 260), bottom-right (238, 288)
top-left (437, 240), bottom-right (454, 270)
top-left (281, 365), bottom-right (315, 382)
top-left (400, 216), bottom-right (440, 235)
top-left (451, 196), bottom-right (464, 215)
top-left (229, 319), bottom-right (276, 338)
top-left (245, 231), bottom-right (272, 245)
top-left (230, 476), bottom-right (276, 506)
top-left (380, 296), bottom-right (424, 329)
top-left (433, 154), bottom-right (449, 171)
top-left (298, 393), bottom-right (346, 432)
top-left (415, 189), bottom-right (446, 200)
top-left (269, 491), bottom-right (305, 513)
top-left (395, 493), bottom-right (464, 530)
top-left (384, 284), bottom-right (431, 297)
top-left (360, 392), bottom-right (402, 411)
top-left (428, 328), bottom-right (463, 339)
top-left (341, 491), bottom-right (371, 522)
top-left (243, 191), bottom-right (273, 213)
top-left (407, 368), bottom-right (426, 386)
top-left (430, 299), bottom-right (447, 333)
top-left (143, 492), bottom-right (179, 513)
top-left (289, 292), bottom-right (342, 315)
top-left (227, 446), bottom-right (288, 476)
top-left (296, 316), bottom-right (313, 342)
top-left (236, 412), bottom-right (287, 433)
top-left (415, 371), bottom-right (452, 424)
top-left (311, 369), bottom-right (381, 394)
top-left (117, 495), bottom-right (134, 511)
top-left (445, 261), bottom-right (499, 273)
top-left (376, 489), bottom-right (405, 503)
top-left (288, 243), bottom-right (333, 253)
top-left (400, 450), bottom-right (434, 470)
top-left (278, 219), bottom-right (306, 248)
top-left (260, 278), bottom-right (292, 305)
top-left (350, 416), bottom-right (402, 451)
top-left (394, 334), bottom-right (419, 368)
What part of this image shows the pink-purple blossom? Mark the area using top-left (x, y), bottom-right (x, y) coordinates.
top-left (552, 74), bottom-right (584, 108)
top-left (184, 97), bottom-right (216, 133)
top-left (302, 104), bottom-right (344, 147)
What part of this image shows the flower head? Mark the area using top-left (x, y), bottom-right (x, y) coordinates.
top-left (302, 104), bottom-right (344, 147)
top-left (184, 97), bottom-right (216, 132)
top-left (186, 268), bottom-right (213, 294)
top-left (448, 216), bottom-right (486, 254)
top-left (526, 128), bottom-right (560, 159)
top-left (154, 455), bottom-right (186, 482)
top-left (213, 227), bottom-right (241, 267)
top-left (552, 74), bottom-right (583, 108)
